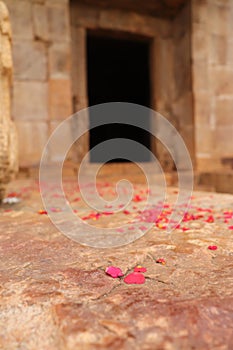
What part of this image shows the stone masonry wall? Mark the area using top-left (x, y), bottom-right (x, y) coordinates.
top-left (153, 1), bottom-right (194, 170)
top-left (3, 0), bottom-right (233, 172)
top-left (172, 1), bottom-right (194, 166)
top-left (5, 0), bottom-right (196, 170)
top-left (192, 0), bottom-right (233, 172)
top-left (4, 0), bottom-right (72, 167)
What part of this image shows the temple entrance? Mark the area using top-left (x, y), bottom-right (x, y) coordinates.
top-left (87, 31), bottom-right (151, 163)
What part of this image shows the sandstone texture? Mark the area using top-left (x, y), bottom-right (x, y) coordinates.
top-left (0, 177), bottom-right (233, 349)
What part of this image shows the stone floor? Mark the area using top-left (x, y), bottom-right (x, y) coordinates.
top-left (0, 175), bottom-right (233, 350)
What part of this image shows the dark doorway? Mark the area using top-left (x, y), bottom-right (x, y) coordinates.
top-left (87, 31), bottom-right (151, 162)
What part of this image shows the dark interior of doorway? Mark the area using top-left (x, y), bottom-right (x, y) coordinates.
top-left (87, 31), bottom-right (151, 163)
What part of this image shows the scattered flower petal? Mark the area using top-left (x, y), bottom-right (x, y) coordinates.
top-left (124, 272), bottom-right (145, 284)
top-left (6, 192), bottom-right (21, 198)
top-left (38, 209), bottom-right (47, 215)
top-left (134, 266), bottom-right (147, 273)
top-left (156, 258), bottom-right (166, 265)
top-left (133, 195), bottom-right (143, 202)
top-left (208, 245), bottom-right (218, 250)
top-left (105, 266), bottom-right (124, 278)
top-left (123, 210), bottom-right (130, 215)
top-left (205, 215), bottom-right (214, 223)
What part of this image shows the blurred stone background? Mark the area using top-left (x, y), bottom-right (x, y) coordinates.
top-left (3, 0), bottom-right (233, 192)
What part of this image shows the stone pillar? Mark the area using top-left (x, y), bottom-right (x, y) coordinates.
top-left (0, 1), bottom-right (18, 200)
top-left (192, 0), bottom-right (233, 172)
top-left (4, 0), bottom-right (73, 167)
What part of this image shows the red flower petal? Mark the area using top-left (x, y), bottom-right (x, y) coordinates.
top-left (205, 215), bottom-right (214, 223)
top-left (124, 272), bottom-right (145, 284)
top-left (133, 195), bottom-right (143, 202)
top-left (38, 210), bottom-right (47, 215)
top-left (7, 192), bottom-right (21, 198)
top-left (156, 258), bottom-right (166, 265)
top-left (123, 210), bottom-right (130, 215)
top-left (208, 245), bottom-right (218, 250)
top-left (134, 266), bottom-right (147, 273)
top-left (105, 266), bottom-right (124, 278)
top-left (228, 225), bottom-right (233, 230)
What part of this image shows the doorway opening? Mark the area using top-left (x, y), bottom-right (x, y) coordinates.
top-left (87, 30), bottom-right (151, 163)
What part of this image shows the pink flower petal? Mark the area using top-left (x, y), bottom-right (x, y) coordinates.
top-left (208, 245), bottom-right (218, 250)
top-left (124, 272), bottom-right (145, 284)
top-left (105, 266), bottom-right (124, 278)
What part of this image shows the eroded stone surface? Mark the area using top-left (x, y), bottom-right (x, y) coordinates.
top-left (0, 178), bottom-right (233, 349)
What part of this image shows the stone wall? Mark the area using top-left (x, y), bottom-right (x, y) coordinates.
top-left (192, 0), bottom-right (233, 172)
top-left (152, 1), bottom-right (194, 170)
top-left (3, 0), bottom-right (233, 173)
top-left (4, 0), bottom-right (72, 167)
top-left (5, 0), bottom-right (195, 170)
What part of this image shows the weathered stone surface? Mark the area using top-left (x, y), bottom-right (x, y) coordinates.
top-left (193, 91), bottom-right (211, 125)
top-left (47, 3), bottom-right (70, 41)
top-left (99, 9), bottom-right (156, 37)
top-left (49, 121), bottom-right (73, 162)
top-left (192, 0), bottom-right (208, 24)
top-left (192, 60), bottom-right (209, 92)
top-left (195, 125), bottom-right (214, 154)
top-left (196, 157), bottom-right (222, 173)
top-left (32, 3), bottom-right (50, 41)
top-left (49, 79), bottom-right (72, 120)
top-left (48, 42), bottom-right (71, 79)
top-left (191, 0), bottom-right (233, 173)
top-left (211, 67), bottom-right (233, 96)
top-left (15, 121), bottom-right (48, 165)
top-left (12, 81), bottom-right (48, 121)
top-left (173, 32), bottom-right (192, 100)
top-left (75, 0), bottom-right (187, 19)
top-left (198, 171), bottom-right (233, 194)
top-left (192, 24), bottom-right (208, 61)
top-left (0, 178), bottom-right (233, 349)
top-left (214, 126), bottom-right (233, 157)
top-left (46, 0), bottom-right (69, 3)
top-left (70, 26), bottom-right (87, 105)
top-left (215, 97), bottom-right (233, 126)
top-left (209, 34), bottom-right (228, 65)
top-left (4, 0), bottom-right (33, 39)
top-left (12, 40), bottom-right (47, 81)
top-left (172, 92), bottom-right (193, 126)
top-left (208, 2), bottom-right (232, 36)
